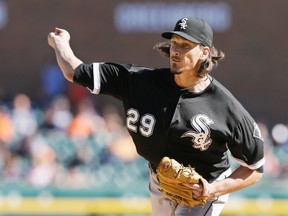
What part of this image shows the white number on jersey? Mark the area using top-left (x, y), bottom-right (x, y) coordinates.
top-left (126, 108), bottom-right (156, 137)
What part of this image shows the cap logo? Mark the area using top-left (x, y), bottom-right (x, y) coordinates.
top-left (178, 18), bottom-right (188, 30)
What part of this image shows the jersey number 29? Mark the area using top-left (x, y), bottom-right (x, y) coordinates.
top-left (126, 108), bottom-right (156, 137)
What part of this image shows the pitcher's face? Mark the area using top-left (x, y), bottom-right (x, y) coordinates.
top-left (169, 35), bottom-right (203, 76)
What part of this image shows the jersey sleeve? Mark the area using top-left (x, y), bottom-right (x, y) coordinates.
top-left (73, 62), bottom-right (132, 100)
top-left (73, 63), bottom-right (95, 91)
top-left (228, 115), bottom-right (265, 170)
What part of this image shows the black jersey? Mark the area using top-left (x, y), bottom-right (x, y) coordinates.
top-left (74, 62), bottom-right (264, 182)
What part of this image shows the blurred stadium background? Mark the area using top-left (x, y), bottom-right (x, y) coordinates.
top-left (0, 0), bottom-right (287, 215)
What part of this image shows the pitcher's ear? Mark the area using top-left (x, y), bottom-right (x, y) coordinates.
top-left (200, 46), bottom-right (210, 60)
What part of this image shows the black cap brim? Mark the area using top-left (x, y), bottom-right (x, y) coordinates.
top-left (162, 31), bottom-right (201, 44)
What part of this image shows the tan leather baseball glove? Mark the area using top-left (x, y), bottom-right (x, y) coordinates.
top-left (156, 156), bottom-right (209, 207)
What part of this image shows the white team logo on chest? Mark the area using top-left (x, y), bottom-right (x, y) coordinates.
top-left (181, 114), bottom-right (214, 151)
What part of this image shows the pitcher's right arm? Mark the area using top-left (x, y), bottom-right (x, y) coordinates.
top-left (47, 27), bottom-right (83, 82)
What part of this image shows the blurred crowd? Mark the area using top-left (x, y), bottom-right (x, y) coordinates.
top-left (0, 93), bottom-right (148, 191)
top-left (0, 90), bottom-right (288, 192)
